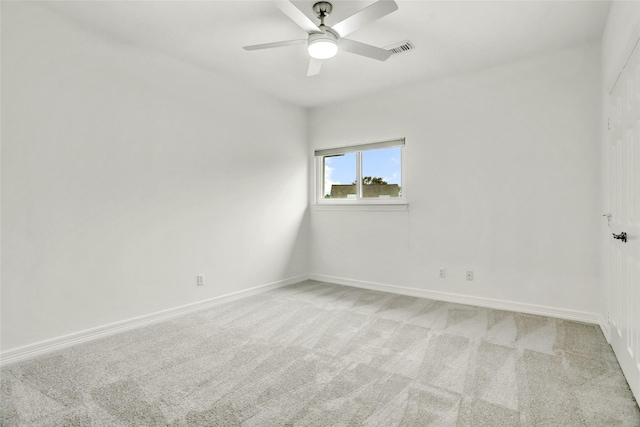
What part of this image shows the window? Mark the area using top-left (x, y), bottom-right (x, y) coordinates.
top-left (315, 138), bottom-right (405, 204)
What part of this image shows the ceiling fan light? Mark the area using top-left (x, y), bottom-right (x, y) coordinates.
top-left (308, 39), bottom-right (338, 59)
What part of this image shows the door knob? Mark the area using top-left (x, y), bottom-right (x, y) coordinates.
top-left (613, 232), bottom-right (627, 243)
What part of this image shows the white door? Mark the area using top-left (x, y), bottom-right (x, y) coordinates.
top-left (607, 37), bottom-right (640, 401)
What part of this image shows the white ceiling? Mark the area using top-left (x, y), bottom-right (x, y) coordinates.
top-left (42, 1), bottom-right (611, 108)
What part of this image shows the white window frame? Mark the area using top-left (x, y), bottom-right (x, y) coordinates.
top-left (314, 138), bottom-right (406, 208)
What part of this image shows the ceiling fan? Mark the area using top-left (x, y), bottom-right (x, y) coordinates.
top-left (243, 0), bottom-right (399, 76)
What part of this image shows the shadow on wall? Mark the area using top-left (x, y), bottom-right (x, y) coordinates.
top-left (281, 206), bottom-right (310, 279)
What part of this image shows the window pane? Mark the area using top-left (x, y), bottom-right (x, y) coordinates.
top-left (361, 147), bottom-right (402, 198)
top-left (323, 153), bottom-right (356, 199)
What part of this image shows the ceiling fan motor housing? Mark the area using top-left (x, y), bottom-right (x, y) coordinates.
top-left (308, 26), bottom-right (338, 43)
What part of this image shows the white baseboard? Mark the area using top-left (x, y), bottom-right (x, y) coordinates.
top-left (309, 274), bottom-right (601, 325)
top-left (3, 273), bottom-right (604, 367)
top-left (0, 274), bottom-right (309, 367)
top-left (599, 315), bottom-right (611, 342)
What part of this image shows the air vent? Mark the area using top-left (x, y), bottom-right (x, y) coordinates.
top-left (386, 40), bottom-right (414, 55)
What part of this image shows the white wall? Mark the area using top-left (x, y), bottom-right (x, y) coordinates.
top-left (600, 1), bottom-right (640, 321)
top-left (1, 3), bottom-right (309, 352)
top-left (310, 43), bottom-right (602, 315)
top-left (0, 1), bottom-right (611, 355)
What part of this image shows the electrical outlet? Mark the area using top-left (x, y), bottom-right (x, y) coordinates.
top-left (466, 271), bottom-right (473, 281)
top-left (197, 274), bottom-right (204, 286)
top-left (439, 268), bottom-right (446, 278)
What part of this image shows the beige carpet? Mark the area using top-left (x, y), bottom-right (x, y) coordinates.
top-left (1, 280), bottom-right (639, 426)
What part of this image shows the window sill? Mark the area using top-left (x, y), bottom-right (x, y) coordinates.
top-left (312, 203), bottom-right (409, 212)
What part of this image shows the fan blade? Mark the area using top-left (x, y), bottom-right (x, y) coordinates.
top-left (243, 39), bottom-right (306, 51)
top-left (277, 1), bottom-right (321, 34)
top-left (307, 58), bottom-right (323, 76)
top-left (332, 0), bottom-right (398, 37)
top-left (340, 38), bottom-right (391, 61)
